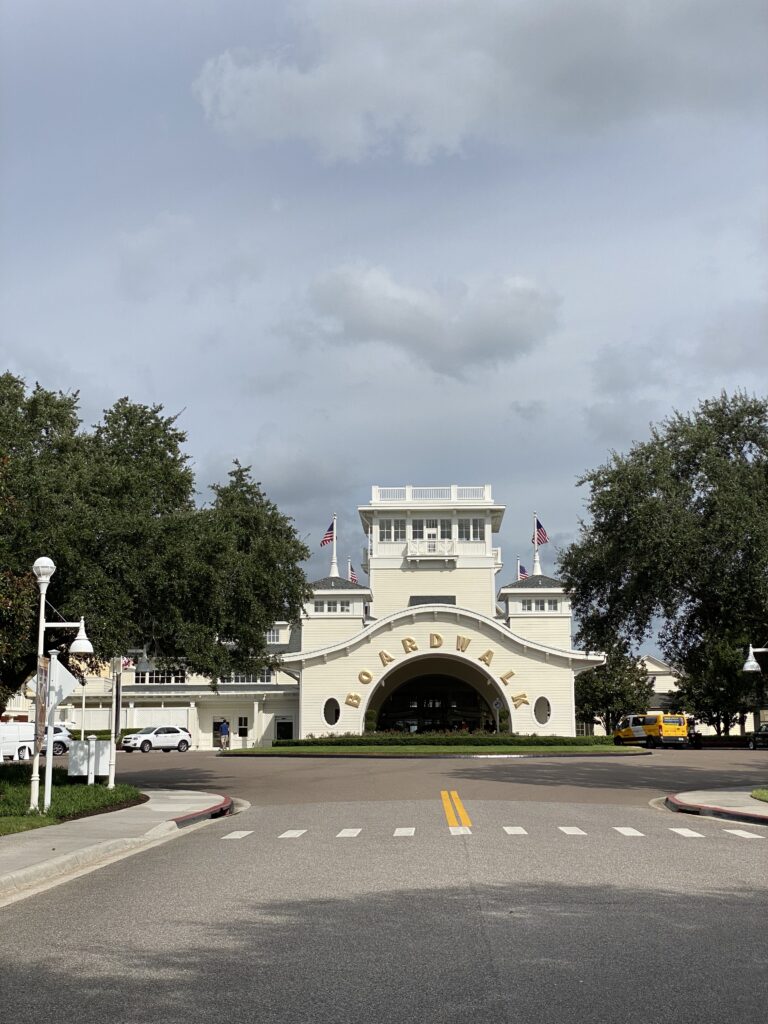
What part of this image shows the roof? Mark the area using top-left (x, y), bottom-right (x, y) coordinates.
top-left (267, 623), bottom-right (303, 655)
top-left (310, 576), bottom-right (371, 592)
top-left (498, 575), bottom-right (563, 591)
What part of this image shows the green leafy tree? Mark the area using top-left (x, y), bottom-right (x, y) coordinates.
top-left (0, 373), bottom-right (312, 703)
top-left (558, 392), bottom-right (768, 726)
top-left (575, 647), bottom-right (653, 733)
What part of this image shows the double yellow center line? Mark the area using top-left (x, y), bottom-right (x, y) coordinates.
top-left (440, 790), bottom-right (472, 828)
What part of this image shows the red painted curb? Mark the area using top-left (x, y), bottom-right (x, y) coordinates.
top-left (665, 794), bottom-right (768, 826)
top-left (172, 794), bottom-right (233, 828)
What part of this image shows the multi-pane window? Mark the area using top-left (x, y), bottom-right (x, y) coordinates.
top-left (238, 716), bottom-right (249, 738)
top-left (134, 670), bottom-right (185, 685)
top-left (314, 600), bottom-right (324, 613)
top-left (228, 672), bottom-right (257, 684)
top-left (326, 600), bottom-right (338, 612)
top-left (458, 518), bottom-right (484, 541)
top-left (440, 519), bottom-right (451, 539)
top-left (411, 519), bottom-right (424, 540)
top-left (548, 600), bottom-right (559, 612)
top-left (393, 519), bottom-right (406, 541)
top-left (266, 627), bottom-right (280, 643)
top-left (535, 599), bottom-right (546, 611)
top-left (521, 599), bottom-right (533, 611)
top-left (257, 667), bottom-right (272, 683)
top-left (339, 600), bottom-right (351, 612)
top-left (379, 519), bottom-right (392, 541)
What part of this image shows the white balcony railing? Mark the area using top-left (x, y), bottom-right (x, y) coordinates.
top-left (371, 484), bottom-right (492, 504)
top-left (406, 539), bottom-right (458, 559)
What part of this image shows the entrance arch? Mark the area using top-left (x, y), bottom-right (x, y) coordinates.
top-left (367, 654), bottom-right (504, 733)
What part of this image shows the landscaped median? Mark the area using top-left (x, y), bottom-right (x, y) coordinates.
top-left (221, 734), bottom-right (646, 757)
top-left (0, 763), bottom-right (143, 837)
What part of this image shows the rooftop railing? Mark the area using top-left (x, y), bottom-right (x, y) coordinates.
top-left (371, 484), bottom-right (492, 504)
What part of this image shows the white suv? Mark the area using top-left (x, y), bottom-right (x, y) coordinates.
top-left (122, 726), bottom-right (191, 753)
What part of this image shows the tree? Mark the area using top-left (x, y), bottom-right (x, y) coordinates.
top-left (0, 373), bottom-right (312, 704)
top-left (558, 392), bottom-right (768, 725)
top-left (575, 647), bottom-right (653, 733)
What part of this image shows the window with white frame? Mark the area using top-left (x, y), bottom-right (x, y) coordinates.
top-left (228, 672), bottom-right (257, 684)
top-left (458, 518), bottom-right (484, 541)
top-left (339, 600), bottom-right (351, 612)
top-left (440, 519), bottom-right (451, 539)
top-left (521, 599), bottom-right (533, 611)
top-left (266, 627), bottom-right (280, 643)
top-left (411, 519), bottom-right (424, 540)
top-left (393, 519), bottom-right (406, 541)
top-left (326, 599), bottom-right (338, 612)
top-left (257, 667), bottom-right (273, 683)
top-left (379, 519), bottom-right (392, 541)
top-left (134, 669), bottom-right (186, 685)
top-left (548, 600), bottom-right (559, 612)
top-left (535, 599), bottom-right (546, 611)
top-left (314, 600), bottom-right (324, 613)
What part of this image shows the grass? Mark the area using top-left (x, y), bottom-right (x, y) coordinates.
top-left (751, 788), bottom-right (768, 803)
top-left (222, 744), bottom-right (646, 757)
top-left (0, 762), bottom-right (143, 836)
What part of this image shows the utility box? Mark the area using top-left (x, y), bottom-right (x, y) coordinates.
top-left (68, 739), bottom-right (110, 777)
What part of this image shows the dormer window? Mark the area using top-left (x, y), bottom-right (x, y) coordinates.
top-left (548, 599), bottom-right (558, 611)
top-left (458, 518), bottom-right (484, 541)
top-left (521, 599), bottom-right (533, 611)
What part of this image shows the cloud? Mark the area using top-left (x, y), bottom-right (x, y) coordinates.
top-left (194, 0), bottom-right (768, 162)
top-left (278, 264), bottom-right (559, 376)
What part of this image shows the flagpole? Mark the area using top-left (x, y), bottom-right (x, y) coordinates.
top-left (347, 557), bottom-right (352, 581)
top-left (516, 556), bottom-right (521, 581)
top-left (330, 514), bottom-right (339, 577)
top-left (532, 510), bottom-right (542, 576)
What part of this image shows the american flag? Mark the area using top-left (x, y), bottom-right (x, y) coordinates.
top-left (532, 518), bottom-right (549, 545)
top-left (518, 564), bottom-right (529, 580)
top-left (349, 564), bottom-right (358, 584)
top-left (320, 520), bottom-right (335, 547)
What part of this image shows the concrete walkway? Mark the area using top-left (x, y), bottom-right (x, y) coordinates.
top-left (0, 788), bottom-right (232, 905)
top-left (665, 789), bottom-right (768, 826)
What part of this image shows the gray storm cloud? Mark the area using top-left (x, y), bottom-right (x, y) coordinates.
top-left (194, 0), bottom-right (768, 162)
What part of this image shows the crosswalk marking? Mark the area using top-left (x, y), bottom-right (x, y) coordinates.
top-left (336, 828), bottom-right (362, 838)
top-left (613, 827), bottom-right (644, 837)
top-left (449, 826), bottom-right (472, 835)
top-left (393, 827), bottom-right (415, 837)
top-left (670, 827), bottom-right (704, 838)
top-left (503, 826), bottom-right (528, 835)
top-left (558, 826), bottom-right (587, 835)
top-left (222, 830), bottom-right (254, 840)
top-left (723, 829), bottom-right (765, 839)
top-left (278, 829), bottom-right (307, 839)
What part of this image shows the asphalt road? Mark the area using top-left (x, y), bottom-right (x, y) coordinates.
top-left (2, 751), bottom-right (766, 1023)
top-left (114, 745), bottom-right (768, 807)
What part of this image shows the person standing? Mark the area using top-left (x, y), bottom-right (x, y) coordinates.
top-left (219, 719), bottom-right (230, 749)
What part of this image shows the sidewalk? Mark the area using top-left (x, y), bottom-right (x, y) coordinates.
top-left (0, 788), bottom-right (232, 905)
top-left (665, 789), bottom-right (768, 827)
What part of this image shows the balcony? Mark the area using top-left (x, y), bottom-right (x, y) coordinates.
top-left (406, 539), bottom-right (458, 563)
top-left (371, 484), bottom-right (492, 504)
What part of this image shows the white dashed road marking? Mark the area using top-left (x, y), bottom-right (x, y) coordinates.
top-left (503, 826), bottom-right (528, 835)
top-left (278, 830), bottom-right (307, 839)
top-left (449, 826), bottom-right (472, 836)
top-left (393, 827), bottom-right (415, 836)
top-left (336, 828), bottom-right (362, 838)
top-left (613, 827), bottom-right (644, 837)
top-left (222, 830), bottom-right (253, 840)
top-left (670, 827), bottom-right (705, 838)
top-left (722, 829), bottom-right (765, 839)
top-left (558, 827), bottom-right (587, 835)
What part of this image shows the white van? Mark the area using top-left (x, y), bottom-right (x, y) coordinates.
top-left (0, 722), bottom-right (35, 761)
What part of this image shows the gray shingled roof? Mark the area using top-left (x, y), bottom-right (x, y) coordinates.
top-left (310, 576), bottom-right (371, 591)
top-left (498, 574), bottom-right (563, 590)
top-left (267, 623), bottom-right (303, 655)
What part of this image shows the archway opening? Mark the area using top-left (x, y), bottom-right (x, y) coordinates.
top-left (375, 674), bottom-right (494, 733)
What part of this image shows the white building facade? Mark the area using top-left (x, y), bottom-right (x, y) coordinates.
top-left (7, 485), bottom-right (604, 748)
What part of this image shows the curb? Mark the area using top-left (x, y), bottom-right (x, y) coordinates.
top-left (664, 794), bottom-right (768, 827)
top-left (0, 792), bottom-right (234, 904)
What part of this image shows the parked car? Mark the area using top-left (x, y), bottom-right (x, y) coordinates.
top-left (42, 725), bottom-right (73, 756)
top-left (122, 726), bottom-right (191, 753)
top-left (747, 724), bottom-right (768, 750)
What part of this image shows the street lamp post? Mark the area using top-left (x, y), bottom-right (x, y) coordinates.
top-left (741, 644), bottom-right (767, 732)
top-left (30, 557), bottom-right (94, 813)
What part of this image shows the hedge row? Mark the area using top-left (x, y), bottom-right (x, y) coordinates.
top-left (275, 733), bottom-right (614, 747)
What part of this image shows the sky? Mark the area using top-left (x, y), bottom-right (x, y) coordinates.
top-left (2, 0), bottom-right (767, 589)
